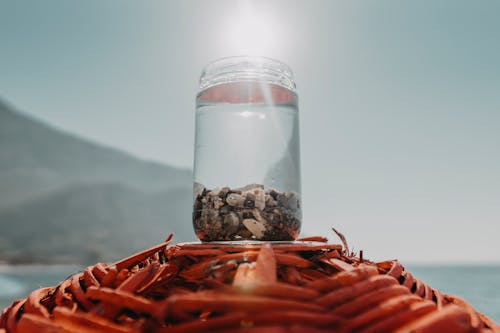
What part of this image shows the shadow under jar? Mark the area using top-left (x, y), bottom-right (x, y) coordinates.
top-left (193, 56), bottom-right (302, 242)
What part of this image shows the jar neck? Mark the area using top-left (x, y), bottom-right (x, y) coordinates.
top-left (199, 56), bottom-right (296, 93)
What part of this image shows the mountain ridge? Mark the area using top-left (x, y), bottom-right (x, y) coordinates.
top-left (0, 98), bottom-right (175, 168)
top-left (0, 98), bottom-right (191, 191)
top-left (0, 97), bottom-right (194, 264)
top-left (0, 182), bottom-right (195, 264)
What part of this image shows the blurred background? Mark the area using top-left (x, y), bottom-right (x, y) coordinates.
top-left (0, 0), bottom-right (499, 320)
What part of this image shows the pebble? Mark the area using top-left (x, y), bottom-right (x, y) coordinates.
top-left (252, 209), bottom-right (266, 224)
top-left (286, 192), bottom-right (299, 210)
top-left (244, 199), bottom-right (255, 208)
top-left (226, 193), bottom-right (244, 206)
top-left (208, 188), bottom-right (221, 197)
top-left (265, 194), bottom-right (277, 207)
top-left (193, 183), bottom-right (301, 241)
top-left (242, 218), bottom-right (266, 238)
top-left (253, 188), bottom-right (266, 210)
top-left (223, 213), bottom-right (240, 233)
top-left (244, 193), bottom-right (256, 208)
top-left (213, 198), bottom-right (224, 209)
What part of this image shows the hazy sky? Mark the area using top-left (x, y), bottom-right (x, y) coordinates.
top-left (1, 0), bottom-right (499, 262)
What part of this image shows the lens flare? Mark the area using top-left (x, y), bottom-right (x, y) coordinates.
top-left (224, 0), bottom-right (280, 55)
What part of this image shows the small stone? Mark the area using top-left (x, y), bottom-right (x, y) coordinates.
top-left (223, 213), bottom-right (240, 233)
top-left (260, 211), bottom-right (273, 223)
top-left (285, 192), bottom-right (299, 210)
top-left (252, 209), bottom-right (267, 225)
top-left (219, 205), bottom-right (231, 214)
top-left (242, 218), bottom-right (266, 239)
top-left (226, 193), bottom-right (244, 206)
top-left (241, 211), bottom-right (253, 219)
top-left (193, 183), bottom-right (301, 242)
top-left (202, 208), bottom-right (219, 221)
top-left (213, 198), bottom-right (224, 209)
top-left (244, 193), bottom-right (255, 208)
top-left (211, 217), bottom-right (223, 231)
top-left (238, 228), bottom-right (253, 238)
top-left (194, 197), bottom-right (203, 210)
top-left (269, 189), bottom-right (279, 200)
top-left (208, 188), bottom-right (221, 197)
top-left (224, 212), bottom-right (239, 225)
top-left (277, 193), bottom-right (290, 209)
top-left (265, 194), bottom-right (277, 207)
top-left (220, 187), bottom-right (230, 198)
top-left (253, 188), bottom-right (265, 210)
top-left (244, 199), bottom-right (255, 208)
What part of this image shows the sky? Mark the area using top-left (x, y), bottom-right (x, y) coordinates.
top-left (1, 0), bottom-right (499, 263)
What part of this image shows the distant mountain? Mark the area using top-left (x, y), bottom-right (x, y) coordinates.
top-left (0, 99), bottom-right (191, 206)
top-left (0, 183), bottom-right (194, 264)
top-left (0, 98), bottom-right (195, 264)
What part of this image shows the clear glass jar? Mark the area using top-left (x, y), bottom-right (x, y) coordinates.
top-left (193, 56), bottom-right (301, 242)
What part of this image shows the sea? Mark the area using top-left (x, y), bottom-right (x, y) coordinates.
top-left (0, 264), bottom-right (499, 323)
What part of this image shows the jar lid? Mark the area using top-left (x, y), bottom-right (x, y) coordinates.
top-left (199, 56), bottom-right (296, 92)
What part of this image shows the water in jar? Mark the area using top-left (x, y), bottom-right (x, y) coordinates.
top-left (193, 80), bottom-right (301, 241)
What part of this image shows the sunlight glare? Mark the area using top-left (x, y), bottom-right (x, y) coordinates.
top-left (224, 0), bottom-right (281, 55)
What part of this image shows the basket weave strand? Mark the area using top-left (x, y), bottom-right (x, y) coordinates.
top-left (1, 235), bottom-right (498, 333)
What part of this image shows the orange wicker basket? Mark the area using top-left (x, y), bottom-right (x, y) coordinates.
top-left (1, 233), bottom-right (498, 333)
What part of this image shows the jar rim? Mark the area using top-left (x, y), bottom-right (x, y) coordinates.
top-left (199, 56), bottom-right (296, 92)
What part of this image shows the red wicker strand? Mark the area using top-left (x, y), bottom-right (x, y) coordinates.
top-left (1, 235), bottom-right (498, 333)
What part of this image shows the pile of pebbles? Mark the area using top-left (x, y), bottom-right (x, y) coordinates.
top-left (193, 184), bottom-right (301, 241)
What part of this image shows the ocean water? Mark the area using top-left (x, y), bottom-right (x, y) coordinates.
top-left (407, 264), bottom-right (500, 322)
top-left (0, 264), bottom-right (499, 323)
top-left (0, 265), bottom-right (83, 311)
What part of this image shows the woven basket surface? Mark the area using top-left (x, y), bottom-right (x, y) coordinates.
top-left (1, 234), bottom-right (498, 333)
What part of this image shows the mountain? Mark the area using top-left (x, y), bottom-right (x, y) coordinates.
top-left (0, 99), bottom-right (191, 206)
top-left (0, 183), bottom-right (194, 264)
top-left (0, 98), bottom-right (195, 264)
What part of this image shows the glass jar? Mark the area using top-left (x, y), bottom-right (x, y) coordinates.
top-left (193, 56), bottom-right (301, 242)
